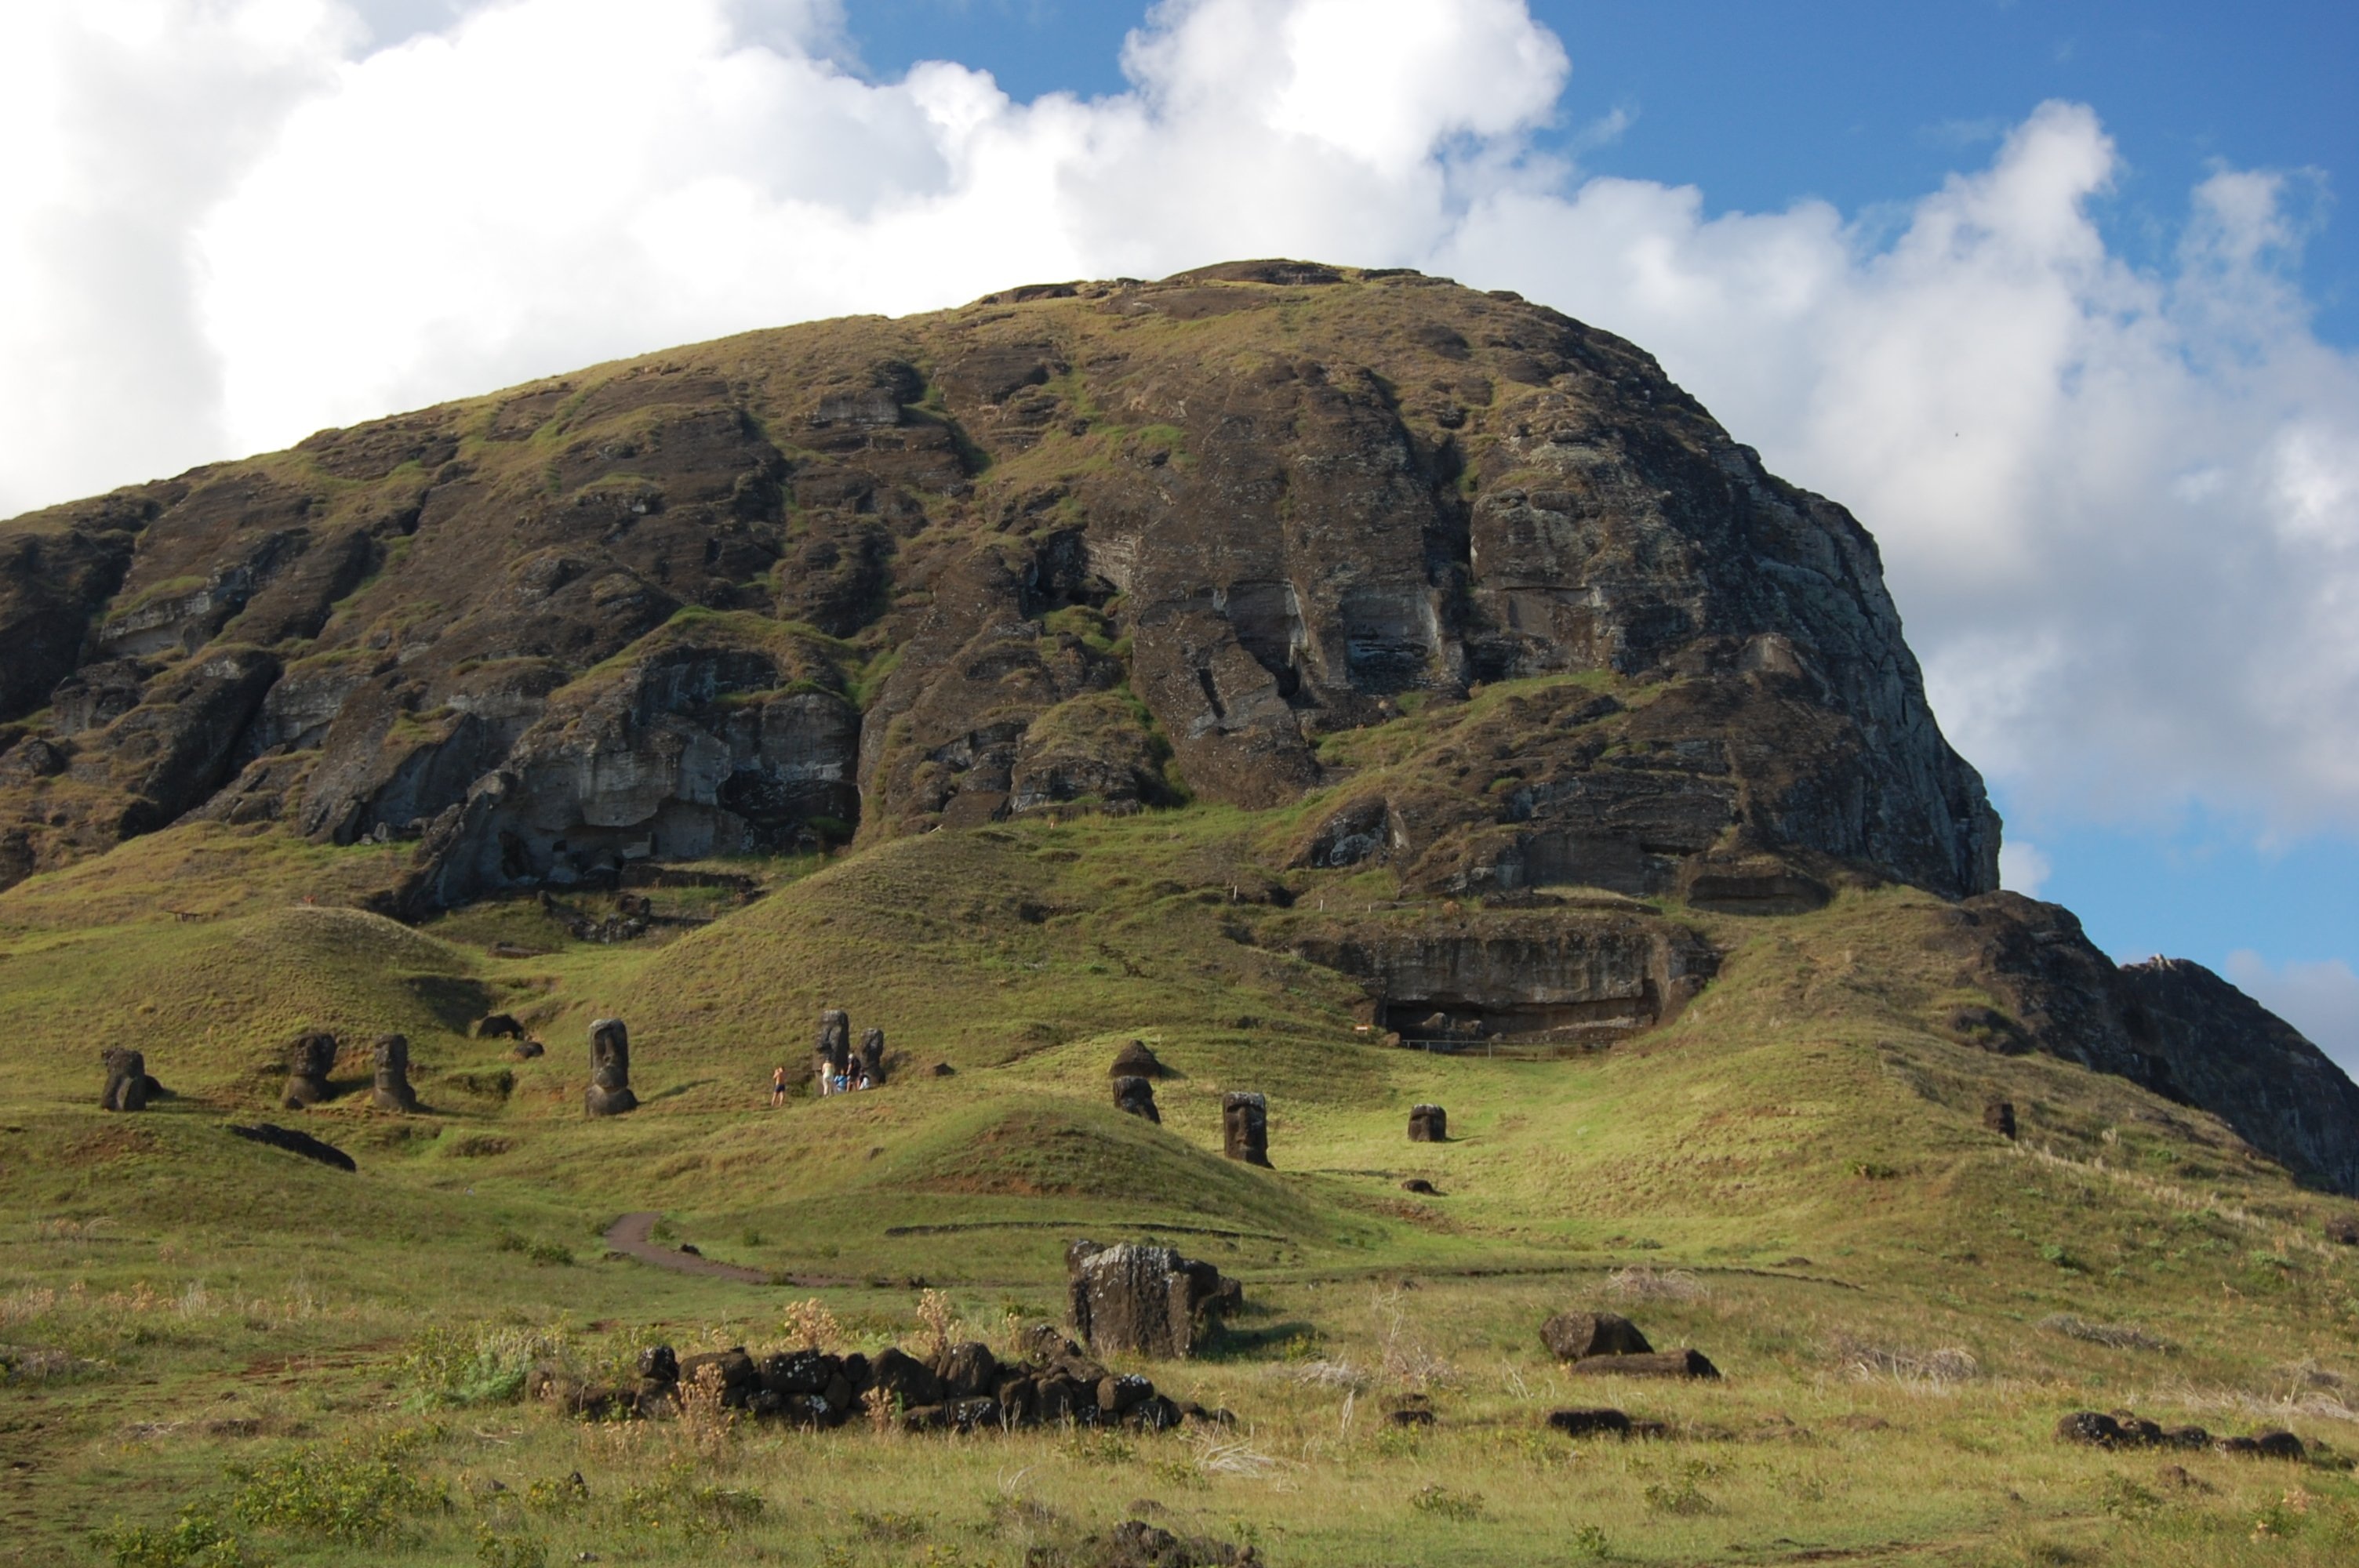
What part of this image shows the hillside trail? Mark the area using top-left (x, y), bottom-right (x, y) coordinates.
top-left (602, 1211), bottom-right (776, 1283)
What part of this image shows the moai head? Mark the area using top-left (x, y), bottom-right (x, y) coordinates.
top-left (1983, 1100), bottom-right (2017, 1140)
top-left (816, 1009), bottom-right (850, 1066)
top-left (585, 1018), bottom-right (638, 1117)
top-left (1221, 1091), bottom-right (1269, 1167)
top-left (1408, 1104), bottom-right (1447, 1142)
top-left (100, 1047), bottom-right (148, 1112)
top-left (283, 1032), bottom-right (338, 1108)
top-left (371, 1034), bottom-right (418, 1112)
top-left (858, 1026), bottom-right (886, 1081)
top-left (1113, 1076), bottom-right (1160, 1123)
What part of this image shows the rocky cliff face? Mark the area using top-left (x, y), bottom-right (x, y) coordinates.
top-left (2, 258), bottom-right (2347, 1189)
top-left (0, 260), bottom-right (1994, 912)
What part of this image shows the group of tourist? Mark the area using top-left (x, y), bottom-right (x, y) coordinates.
top-left (774, 1059), bottom-right (875, 1102)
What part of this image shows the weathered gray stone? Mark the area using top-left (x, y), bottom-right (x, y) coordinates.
top-left (1408, 1104), bottom-right (1446, 1142)
top-left (1067, 1240), bottom-right (1237, 1359)
top-left (585, 1018), bottom-right (636, 1116)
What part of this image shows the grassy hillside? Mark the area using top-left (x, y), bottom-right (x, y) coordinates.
top-left (5, 804), bottom-right (2359, 1564)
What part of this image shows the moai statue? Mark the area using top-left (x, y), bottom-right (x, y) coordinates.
top-left (584, 1018), bottom-right (637, 1117)
top-left (1408, 1104), bottom-right (1447, 1142)
top-left (370, 1034), bottom-right (419, 1112)
top-left (1984, 1100), bottom-right (2017, 1140)
top-left (282, 1031), bottom-right (338, 1109)
top-left (99, 1047), bottom-right (148, 1112)
top-left (812, 1008), bottom-right (850, 1090)
top-left (858, 1026), bottom-right (887, 1086)
top-left (1221, 1091), bottom-right (1269, 1167)
top-left (1113, 1076), bottom-right (1160, 1123)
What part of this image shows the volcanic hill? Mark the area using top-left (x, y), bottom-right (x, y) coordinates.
top-left (2, 256), bottom-right (2348, 1187)
top-left (5, 262), bottom-right (2359, 1565)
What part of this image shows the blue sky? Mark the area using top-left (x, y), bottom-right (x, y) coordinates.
top-left (5, 1), bottom-right (2354, 1066)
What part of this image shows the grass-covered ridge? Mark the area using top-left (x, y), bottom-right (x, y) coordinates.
top-left (4, 798), bottom-right (2359, 1563)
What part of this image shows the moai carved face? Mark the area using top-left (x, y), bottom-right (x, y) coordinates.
top-left (817, 1010), bottom-right (850, 1062)
top-left (373, 1034), bottom-right (409, 1082)
top-left (590, 1019), bottom-right (631, 1088)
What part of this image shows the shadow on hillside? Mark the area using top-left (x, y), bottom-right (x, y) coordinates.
top-left (401, 974), bottom-right (497, 1034)
top-left (1194, 1319), bottom-right (1318, 1363)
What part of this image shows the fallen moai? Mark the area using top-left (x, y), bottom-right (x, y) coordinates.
top-left (1565, 1349), bottom-right (1721, 1381)
top-left (370, 1033), bottom-right (419, 1112)
top-left (1222, 1091), bottom-right (1269, 1166)
top-left (1112, 1076), bottom-right (1160, 1123)
top-left (533, 1326), bottom-right (1231, 1436)
top-left (1067, 1240), bottom-right (1241, 1359)
top-left (584, 1018), bottom-right (637, 1116)
top-left (281, 1031), bottom-right (337, 1109)
top-left (227, 1122), bottom-right (357, 1173)
top-left (2055, 1410), bottom-right (2302, 1457)
top-left (1408, 1104), bottom-right (1447, 1142)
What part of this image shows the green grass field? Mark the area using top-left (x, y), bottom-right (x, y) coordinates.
top-left (5, 801), bottom-right (2359, 1565)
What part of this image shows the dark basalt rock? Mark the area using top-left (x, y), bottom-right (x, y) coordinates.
top-left (282, 1031), bottom-right (337, 1109)
top-left (1109, 1040), bottom-right (1165, 1079)
top-left (1221, 1092), bottom-right (1268, 1166)
top-left (1112, 1076), bottom-right (1160, 1123)
top-left (584, 1018), bottom-right (636, 1116)
top-left (99, 1047), bottom-right (148, 1112)
top-left (1539, 1312), bottom-right (1652, 1362)
top-left (1983, 1099), bottom-right (2017, 1139)
top-left (227, 1122), bottom-right (356, 1172)
top-left (474, 1013), bottom-right (525, 1040)
top-left (1546, 1406), bottom-right (1634, 1437)
top-left (1408, 1104), bottom-right (1447, 1142)
top-left (369, 1033), bottom-right (418, 1112)
top-left (1564, 1348), bottom-right (1718, 1380)
top-left (1067, 1240), bottom-right (1238, 1359)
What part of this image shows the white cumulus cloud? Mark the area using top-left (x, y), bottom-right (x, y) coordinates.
top-left (2, 0), bottom-right (2356, 863)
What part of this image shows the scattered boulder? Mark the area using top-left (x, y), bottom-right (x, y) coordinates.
top-left (930, 1062), bottom-right (956, 1077)
top-left (1221, 1091), bottom-right (1269, 1166)
top-left (1383, 1392), bottom-right (1436, 1427)
top-left (1401, 1178), bottom-right (1441, 1196)
top-left (1113, 1076), bottom-right (1161, 1123)
top-left (1540, 1312), bottom-right (1652, 1362)
top-left (281, 1031), bottom-right (337, 1109)
top-left (584, 1018), bottom-right (637, 1116)
top-left (227, 1122), bottom-right (356, 1173)
top-left (2325, 1214), bottom-right (2359, 1246)
top-left (1984, 1100), bottom-right (2017, 1140)
top-left (474, 1013), bottom-right (525, 1040)
top-left (1408, 1104), bottom-right (1447, 1142)
top-left (99, 1047), bottom-right (147, 1112)
top-left (1546, 1406), bottom-right (1634, 1438)
top-left (507, 1039), bottom-right (545, 1062)
top-left (2219, 1430), bottom-right (2306, 1460)
top-left (1110, 1040), bottom-right (1165, 1079)
top-left (1565, 1349), bottom-right (1719, 1380)
top-left (369, 1034), bottom-right (419, 1112)
top-left (2055, 1411), bottom-right (2124, 1446)
top-left (2057, 1410), bottom-right (2277, 1455)
top-left (1067, 1240), bottom-right (1239, 1359)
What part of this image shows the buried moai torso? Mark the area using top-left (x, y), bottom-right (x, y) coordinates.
top-left (99, 1047), bottom-right (147, 1112)
top-left (1408, 1104), bottom-right (1447, 1142)
top-left (585, 1018), bottom-right (638, 1117)
top-left (858, 1026), bottom-right (886, 1084)
top-left (1113, 1076), bottom-right (1161, 1123)
top-left (812, 1009), bottom-right (850, 1087)
top-left (282, 1032), bottom-right (338, 1109)
top-left (370, 1034), bottom-right (418, 1112)
top-left (1221, 1092), bottom-right (1269, 1166)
